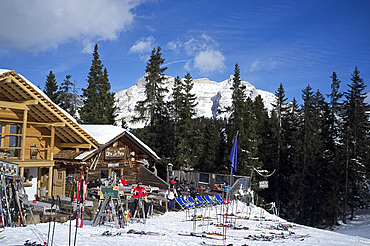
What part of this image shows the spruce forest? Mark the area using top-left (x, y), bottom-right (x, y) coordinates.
top-left (45, 44), bottom-right (370, 228)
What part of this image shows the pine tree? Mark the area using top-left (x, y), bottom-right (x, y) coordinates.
top-left (229, 63), bottom-right (246, 135)
top-left (172, 73), bottom-right (198, 169)
top-left (134, 46), bottom-right (168, 127)
top-left (58, 75), bottom-right (77, 118)
top-left (341, 67), bottom-right (370, 219)
top-left (43, 71), bottom-right (59, 104)
top-left (280, 97), bottom-right (300, 220)
top-left (133, 46), bottom-right (173, 158)
top-left (323, 71), bottom-right (343, 225)
top-left (261, 84), bottom-right (289, 213)
top-left (102, 68), bottom-right (118, 125)
top-left (290, 86), bottom-right (332, 226)
top-left (198, 118), bottom-right (220, 172)
top-left (228, 63), bottom-right (249, 175)
top-left (274, 84), bottom-right (289, 209)
top-left (240, 98), bottom-right (262, 176)
top-left (79, 44), bottom-right (117, 124)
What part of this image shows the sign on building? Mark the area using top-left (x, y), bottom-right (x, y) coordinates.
top-left (105, 147), bottom-right (125, 159)
top-left (259, 181), bottom-right (269, 189)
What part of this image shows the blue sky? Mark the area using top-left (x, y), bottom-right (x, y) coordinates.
top-left (0, 0), bottom-right (369, 103)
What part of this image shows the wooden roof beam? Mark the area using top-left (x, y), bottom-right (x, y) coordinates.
top-left (0, 100), bottom-right (29, 110)
top-left (58, 143), bottom-right (92, 149)
top-left (0, 77), bottom-right (12, 83)
top-left (0, 118), bottom-right (63, 126)
top-left (23, 100), bottom-right (38, 105)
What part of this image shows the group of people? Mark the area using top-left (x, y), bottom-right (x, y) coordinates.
top-left (86, 175), bottom-right (195, 214)
top-left (166, 176), bottom-right (197, 211)
top-left (87, 175), bottom-right (128, 189)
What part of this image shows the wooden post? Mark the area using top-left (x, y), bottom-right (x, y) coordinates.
top-left (50, 126), bottom-right (55, 160)
top-left (48, 166), bottom-right (53, 197)
top-left (37, 168), bottom-right (41, 198)
top-left (20, 167), bottom-right (24, 177)
top-left (21, 109), bottom-right (28, 161)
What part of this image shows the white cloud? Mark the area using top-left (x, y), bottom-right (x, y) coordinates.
top-left (193, 50), bottom-right (225, 74)
top-left (249, 58), bottom-right (279, 72)
top-left (184, 34), bottom-right (218, 55)
top-left (167, 34), bottom-right (225, 74)
top-left (82, 39), bottom-right (95, 54)
top-left (129, 36), bottom-right (155, 54)
top-left (0, 0), bottom-right (145, 52)
top-left (184, 61), bottom-right (192, 71)
top-left (167, 40), bottom-right (181, 53)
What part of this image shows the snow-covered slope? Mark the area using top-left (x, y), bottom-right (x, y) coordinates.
top-left (2, 201), bottom-right (370, 246)
top-left (115, 75), bottom-right (276, 128)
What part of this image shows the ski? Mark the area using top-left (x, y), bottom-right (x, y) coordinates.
top-left (178, 232), bottom-right (223, 240)
top-left (127, 229), bottom-right (164, 236)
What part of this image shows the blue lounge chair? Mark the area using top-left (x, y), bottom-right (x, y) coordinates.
top-left (196, 195), bottom-right (209, 206)
top-left (187, 196), bottom-right (203, 207)
top-left (214, 194), bottom-right (224, 204)
top-left (204, 194), bottom-right (219, 205)
top-left (176, 197), bottom-right (193, 210)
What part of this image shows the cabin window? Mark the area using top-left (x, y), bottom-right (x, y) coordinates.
top-left (9, 123), bottom-right (21, 157)
top-left (101, 170), bottom-right (109, 179)
top-left (199, 173), bottom-right (210, 184)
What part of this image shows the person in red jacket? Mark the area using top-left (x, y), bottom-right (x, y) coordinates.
top-left (120, 176), bottom-right (128, 186)
top-left (132, 181), bottom-right (148, 217)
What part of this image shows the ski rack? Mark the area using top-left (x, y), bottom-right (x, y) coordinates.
top-left (92, 197), bottom-right (123, 229)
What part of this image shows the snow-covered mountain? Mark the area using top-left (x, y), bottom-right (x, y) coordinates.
top-left (115, 75), bottom-right (276, 128)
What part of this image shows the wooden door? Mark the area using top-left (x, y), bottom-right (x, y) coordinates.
top-left (53, 168), bottom-right (66, 196)
top-left (39, 168), bottom-right (49, 196)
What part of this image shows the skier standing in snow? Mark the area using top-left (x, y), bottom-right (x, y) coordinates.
top-left (165, 184), bottom-right (177, 211)
top-left (132, 182), bottom-right (148, 217)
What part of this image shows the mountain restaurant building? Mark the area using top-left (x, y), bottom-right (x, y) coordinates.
top-left (0, 69), bottom-right (99, 200)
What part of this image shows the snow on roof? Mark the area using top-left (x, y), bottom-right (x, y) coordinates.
top-left (125, 130), bottom-right (160, 159)
top-left (79, 124), bottom-right (160, 159)
top-left (75, 149), bottom-right (98, 160)
top-left (79, 125), bottom-right (125, 145)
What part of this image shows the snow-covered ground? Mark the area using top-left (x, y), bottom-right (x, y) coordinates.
top-left (329, 209), bottom-right (370, 240)
top-left (2, 201), bottom-right (370, 246)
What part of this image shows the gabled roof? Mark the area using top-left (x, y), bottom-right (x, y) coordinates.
top-left (77, 124), bottom-right (160, 161)
top-left (0, 69), bottom-right (98, 149)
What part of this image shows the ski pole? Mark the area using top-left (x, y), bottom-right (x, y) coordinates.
top-left (69, 214), bottom-right (71, 246)
top-left (47, 196), bottom-right (55, 246)
top-left (74, 203), bottom-right (80, 246)
top-left (73, 220), bottom-right (78, 246)
top-left (51, 196), bottom-right (61, 246)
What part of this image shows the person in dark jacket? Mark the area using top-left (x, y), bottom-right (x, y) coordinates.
top-left (189, 182), bottom-right (197, 198)
top-left (174, 177), bottom-right (182, 197)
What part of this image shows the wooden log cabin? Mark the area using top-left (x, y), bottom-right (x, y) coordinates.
top-left (0, 69), bottom-right (167, 201)
top-left (0, 69), bottom-right (99, 200)
top-left (55, 125), bottom-right (168, 190)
